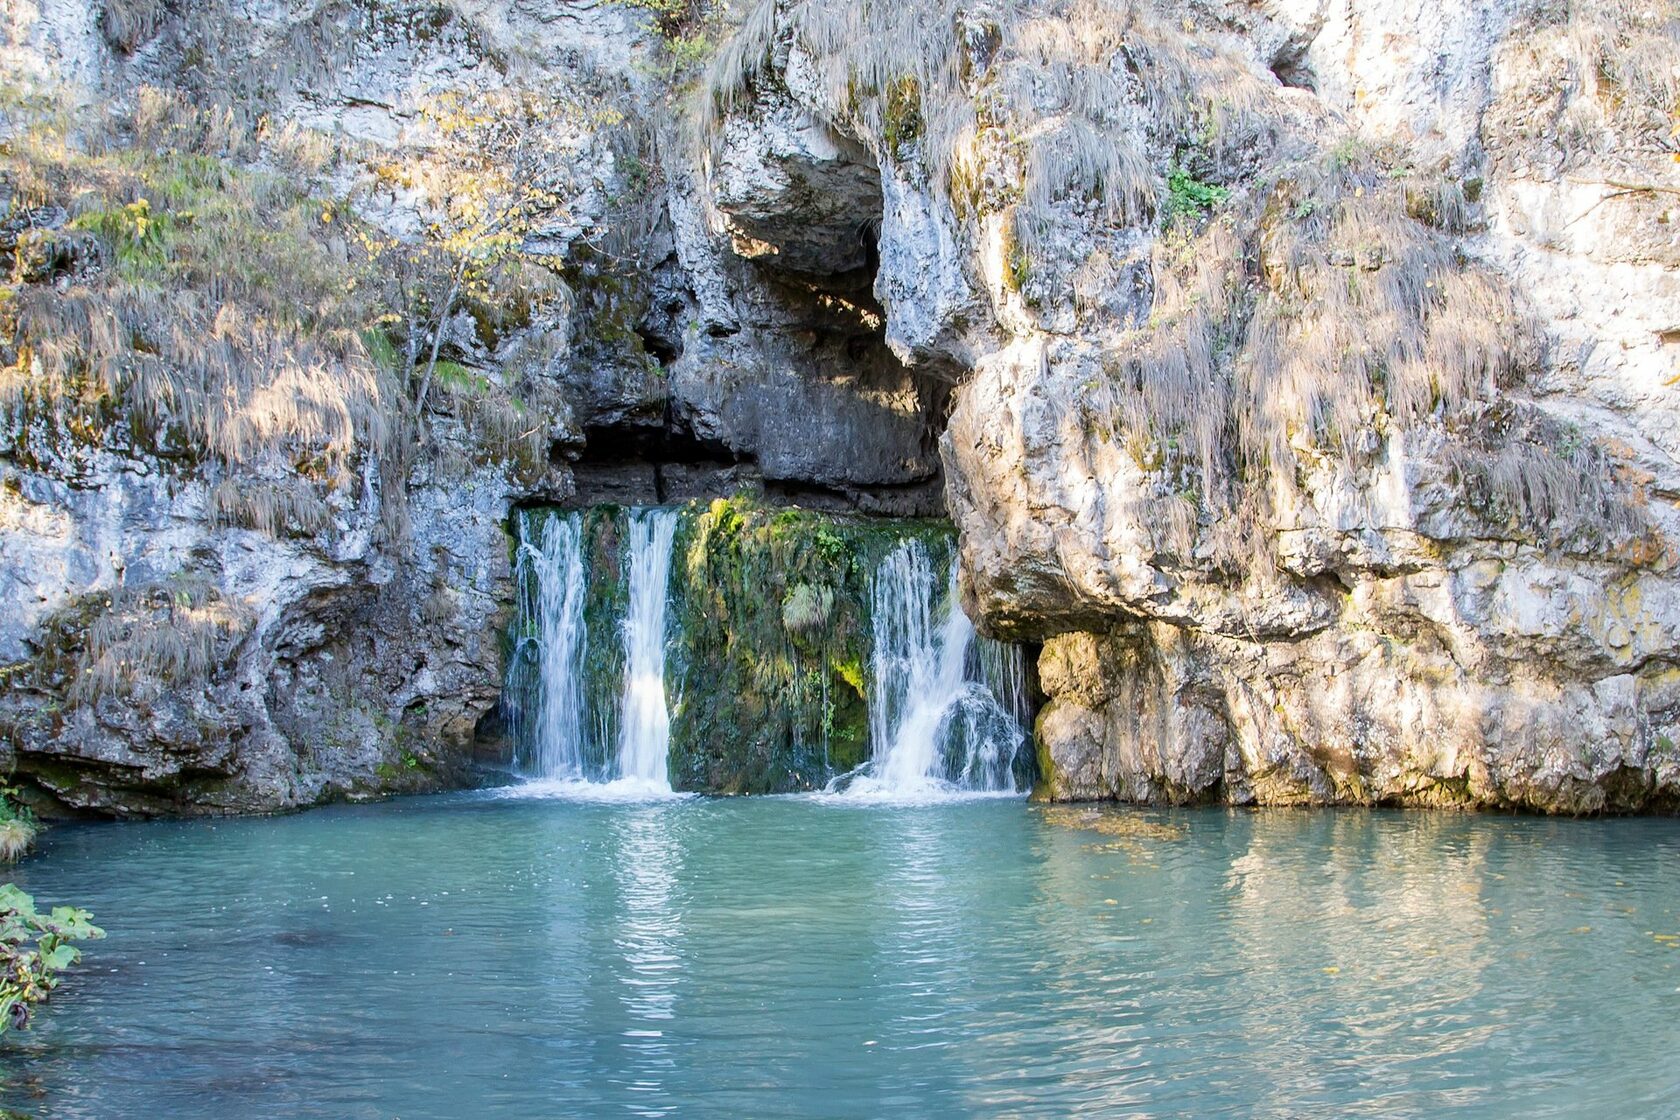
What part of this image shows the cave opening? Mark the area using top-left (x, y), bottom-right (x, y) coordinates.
top-left (701, 122), bottom-right (953, 518)
top-left (562, 112), bottom-right (954, 518)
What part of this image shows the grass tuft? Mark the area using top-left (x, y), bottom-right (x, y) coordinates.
top-left (67, 579), bottom-right (254, 707)
top-left (0, 818), bottom-right (36, 863)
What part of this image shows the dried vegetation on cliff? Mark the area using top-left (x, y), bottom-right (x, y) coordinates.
top-left (701, 0), bottom-right (1652, 567)
top-left (2, 89), bottom-right (396, 490)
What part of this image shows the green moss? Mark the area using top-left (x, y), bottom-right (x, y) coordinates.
top-left (1421, 771), bottom-right (1475, 808)
top-left (1031, 706), bottom-right (1061, 801)
top-left (830, 655), bottom-right (866, 696)
top-left (780, 583), bottom-right (835, 649)
top-left (881, 77), bottom-right (923, 159)
top-left (562, 245), bottom-right (657, 376)
top-left (1000, 217), bottom-right (1031, 294)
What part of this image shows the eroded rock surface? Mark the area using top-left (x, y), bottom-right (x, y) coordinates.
top-left (705, 0), bottom-right (1680, 811)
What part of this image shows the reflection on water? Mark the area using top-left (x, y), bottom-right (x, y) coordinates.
top-left (4, 801), bottom-right (1680, 1119)
top-left (610, 808), bottom-right (685, 1117)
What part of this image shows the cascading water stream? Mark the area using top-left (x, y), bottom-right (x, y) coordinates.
top-left (508, 509), bottom-right (1019, 799)
top-left (505, 507), bottom-right (680, 796)
top-left (615, 508), bottom-right (679, 791)
top-left (508, 511), bottom-right (591, 780)
top-left (834, 539), bottom-right (1027, 798)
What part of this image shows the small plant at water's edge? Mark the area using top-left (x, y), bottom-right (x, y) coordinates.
top-left (0, 788), bottom-right (37, 864)
top-left (0, 883), bottom-right (102, 1034)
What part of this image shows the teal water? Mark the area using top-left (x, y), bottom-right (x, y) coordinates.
top-left (3, 795), bottom-right (1679, 1118)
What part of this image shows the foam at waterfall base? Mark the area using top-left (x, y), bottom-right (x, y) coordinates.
top-left (809, 766), bottom-right (1028, 807)
top-left (489, 777), bottom-right (694, 804)
top-left (842, 538), bottom-right (1031, 800)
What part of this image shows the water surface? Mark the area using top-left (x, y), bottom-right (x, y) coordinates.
top-left (3, 796), bottom-right (1678, 1118)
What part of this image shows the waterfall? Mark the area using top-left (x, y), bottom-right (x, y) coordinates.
top-left (836, 539), bottom-right (1027, 797)
top-left (615, 508), bottom-right (679, 790)
top-left (979, 640), bottom-right (1032, 738)
top-left (504, 507), bottom-right (680, 797)
top-left (506, 507), bottom-right (1020, 799)
top-left (508, 511), bottom-right (590, 779)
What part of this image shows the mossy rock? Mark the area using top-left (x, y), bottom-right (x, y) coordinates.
top-left (664, 496), bottom-right (954, 793)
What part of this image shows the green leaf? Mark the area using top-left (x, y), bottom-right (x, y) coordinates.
top-left (41, 944), bottom-right (78, 971)
top-left (0, 883), bottom-right (37, 919)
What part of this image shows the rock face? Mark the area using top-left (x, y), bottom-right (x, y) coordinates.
top-left (0, 443), bottom-right (512, 815)
top-left (702, 0), bottom-right (1680, 811)
top-left (2, 0), bottom-right (1677, 815)
top-left (0, 0), bottom-right (949, 815)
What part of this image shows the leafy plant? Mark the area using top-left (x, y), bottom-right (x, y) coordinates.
top-left (1166, 166), bottom-right (1230, 222)
top-left (813, 526), bottom-right (848, 569)
top-left (616, 0), bottom-right (705, 39)
top-left (69, 197), bottom-right (175, 277)
top-left (0, 883), bottom-right (102, 1033)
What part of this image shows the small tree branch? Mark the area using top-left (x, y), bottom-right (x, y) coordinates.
top-left (413, 258), bottom-right (468, 426)
top-left (1562, 176), bottom-right (1680, 228)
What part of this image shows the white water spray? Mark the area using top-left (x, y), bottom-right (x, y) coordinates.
top-left (616, 508), bottom-right (679, 790)
top-left (836, 539), bottom-right (1027, 797)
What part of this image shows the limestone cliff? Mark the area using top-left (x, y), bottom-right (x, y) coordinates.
top-left (0, 0), bottom-right (948, 814)
top-left (701, 0), bottom-right (1680, 811)
top-left (2, 0), bottom-right (1677, 814)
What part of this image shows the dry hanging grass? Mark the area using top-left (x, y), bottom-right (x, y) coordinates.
top-left (1083, 143), bottom-right (1562, 567)
top-left (699, 0), bottom-right (1650, 565)
top-left (97, 0), bottom-right (168, 53)
top-left (208, 476), bottom-right (334, 537)
top-left (67, 579), bottom-right (254, 707)
top-left (1555, 0), bottom-right (1680, 158)
top-left (1, 87), bottom-right (404, 527)
top-left (701, 0), bottom-right (1272, 231)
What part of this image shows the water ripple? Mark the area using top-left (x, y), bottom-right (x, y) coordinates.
top-left (3, 802), bottom-right (1678, 1119)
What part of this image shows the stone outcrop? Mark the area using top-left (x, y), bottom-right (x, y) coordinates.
top-left (703, 0), bottom-right (1680, 812)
